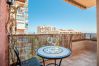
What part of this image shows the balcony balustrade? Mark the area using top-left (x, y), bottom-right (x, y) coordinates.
top-left (8, 33), bottom-right (86, 65)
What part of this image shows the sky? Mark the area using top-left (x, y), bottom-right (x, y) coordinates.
top-left (28, 0), bottom-right (96, 33)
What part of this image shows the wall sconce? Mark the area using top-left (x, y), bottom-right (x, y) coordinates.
top-left (7, 0), bottom-right (15, 5)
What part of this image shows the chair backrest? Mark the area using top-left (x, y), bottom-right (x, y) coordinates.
top-left (13, 47), bottom-right (21, 66)
top-left (13, 47), bottom-right (42, 66)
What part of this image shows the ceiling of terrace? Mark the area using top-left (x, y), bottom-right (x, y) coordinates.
top-left (64, 0), bottom-right (96, 9)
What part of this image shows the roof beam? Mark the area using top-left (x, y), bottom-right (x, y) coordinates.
top-left (64, 0), bottom-right (96, 9)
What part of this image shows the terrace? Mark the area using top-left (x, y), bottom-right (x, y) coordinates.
top-left (45, 40), bottom-right (97, 66)
top-left (8, 34), bottom-right (96, 66)
top-left (0, 0), bottom-right (97, 66)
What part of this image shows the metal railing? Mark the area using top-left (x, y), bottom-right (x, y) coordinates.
top-left (85, 33), bottom-right (97, 41)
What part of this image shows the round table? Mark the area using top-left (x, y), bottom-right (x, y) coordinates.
top-left (37, 46), bottom-right (71, 66)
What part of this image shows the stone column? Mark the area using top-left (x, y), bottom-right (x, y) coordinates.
top-left (97, 0), bottom-right (99, 66)
top-left (0, 0), bottom-right (9, 66)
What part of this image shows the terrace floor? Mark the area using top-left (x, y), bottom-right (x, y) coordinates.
top-left (43, 40), bottom-right (97, 66)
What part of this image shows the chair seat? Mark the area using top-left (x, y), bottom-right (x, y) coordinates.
top-left (21, 57), bottom-right (42, 66)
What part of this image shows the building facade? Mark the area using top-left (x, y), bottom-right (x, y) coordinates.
top-left (16, 0), bottom-right (28, 34)
top-left (8, 0), bottom-right (28, 34)
top-left (37, 26), bottom-right (59, 34)
top-left (37, 26), bottom-right (82, 34)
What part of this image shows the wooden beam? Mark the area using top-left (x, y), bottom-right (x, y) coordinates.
top-left (64, 0), bottom-right (87, 9)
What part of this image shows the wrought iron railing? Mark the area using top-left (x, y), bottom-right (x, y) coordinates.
top-left (84, 33), bottom-right (97, 41)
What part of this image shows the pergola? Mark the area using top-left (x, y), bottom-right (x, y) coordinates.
top-left (0, 0), bottom-right (98, 66)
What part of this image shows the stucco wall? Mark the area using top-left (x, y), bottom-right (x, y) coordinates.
top-left (97, 0), bottom-right (99, 66)
top-left (0, 0), bottom-right (9, 66)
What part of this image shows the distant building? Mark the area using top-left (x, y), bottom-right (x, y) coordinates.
top-left (37, 26), bottom-right (59, 34)
top-left (15, 0), bottom-right (28, 34)
top-left (37, 26), bottom-right (82, 34)
top-left (59, 29), bottom-right (82, 34)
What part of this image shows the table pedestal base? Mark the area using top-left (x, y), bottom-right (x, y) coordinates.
top-left (42, 58), bottom-right (63, 66)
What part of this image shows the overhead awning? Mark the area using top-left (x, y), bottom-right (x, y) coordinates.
top-left (64, 0), bottom-right (96, 9)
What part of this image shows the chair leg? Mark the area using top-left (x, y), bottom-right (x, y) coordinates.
top-left (42, 58), bottom-right (45, 66)
top-left (55, 59), bottom-right (56, 66)
top-left (59, 59), bottom-right (62, 66)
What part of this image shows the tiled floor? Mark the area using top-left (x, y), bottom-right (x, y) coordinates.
top-left (43, 40), bottom-right (97, 66)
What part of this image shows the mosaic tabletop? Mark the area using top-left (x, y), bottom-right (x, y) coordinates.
top-left (37, 46), bottom-right (71, 59)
